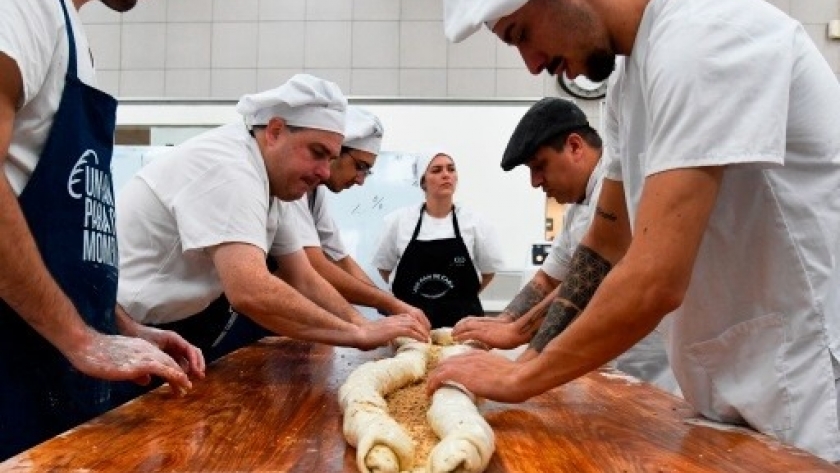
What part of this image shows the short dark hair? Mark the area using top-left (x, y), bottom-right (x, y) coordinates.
top-left (544, 126), bottom-right (603, 153)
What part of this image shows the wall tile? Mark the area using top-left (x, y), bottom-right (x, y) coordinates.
top-left (790, 0), bottom-right (838, 23)
top-left (79, 2), bottom-right (121, 23)
top-left (400, 69), bottom-right (447, 97)
top-left (122, 0), bottom-right (167, 23)
top-left (212, 23), bottom-right (259, 68)
top-left (354, 0), bottom-right (401, 20)
top-left (448, 30), bottom-right (497, 68)
top-left (351, 69), bottom-right (400, 96)
top-left (764, 0), bottom-right (791, 13)
top-left (495, 69), bottom-right (543, 97)
top-left (211, 68), bottom-right (257, 98)
top-left (260, 0), bottom-right (306, 21)
top-left (305, 22), bottom-right (352, 68)
top-left (306, 0), bottom-right (352, 21)
top-left (257, 69), bottom-right (302, 91)
top-left (447, 69), bottom-right (495, 97)
top-left (400, 0), bottom-right (443, 21)
top-left (165, 69), bottom-right (212, 97)
top-left (303, 68), bottom-right (352, 92)
top-left (213, 0), bottom-right (259, 22)
top-left (120, 70), bottom-right (166, 97)
top-left (258, 22), bottom-right (306, 68)
top-left (353, 22), bottom-right (400, 68)
top-left (121, 24), bottom-right (166, 69)
top-left (166, 23), bottom-right (212, 69)
top-left (400, 22), bottom-right (447, 68)
top-left (496, 41), bottom-right (524, 68)
top-left (167, 0), bottom-right (213, 22)
top-left (87, 24), bottom-right (122, 70)
top-left (95, 70), bottom-right (120, 97)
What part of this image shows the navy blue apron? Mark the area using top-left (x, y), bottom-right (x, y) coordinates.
top-left (0, 0), bottom-right (118, 460)
top-left (391, 204), bottom-right (484, 328)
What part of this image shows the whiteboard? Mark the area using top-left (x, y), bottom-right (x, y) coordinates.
top-left (117, 99), bottom-right (546, 272)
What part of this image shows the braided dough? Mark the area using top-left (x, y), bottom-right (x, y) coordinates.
top-left (339, 328), bottom-right (495, 473)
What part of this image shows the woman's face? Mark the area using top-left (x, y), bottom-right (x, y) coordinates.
top-left (422, 154), bottom-right (457, 198)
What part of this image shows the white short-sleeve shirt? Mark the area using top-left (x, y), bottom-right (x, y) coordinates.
top-left (373, 203), bottom-right (504, 282)
top-left (117, 122), bottom-right (293, 324)
top-left (0, 0), bottom-right (97, 194)
top-left (281, 186), bottom-right (348, 260)
top-left (606, 0), bottom-right (840, 459)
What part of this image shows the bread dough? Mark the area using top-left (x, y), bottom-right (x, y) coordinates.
top-left (339, 334), bottom-right (495, 473)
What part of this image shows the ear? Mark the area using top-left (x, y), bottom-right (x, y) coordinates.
top-left (264, 117), bottom-right (287, 145)
top-left (567, 133), bottom-right (585, 161)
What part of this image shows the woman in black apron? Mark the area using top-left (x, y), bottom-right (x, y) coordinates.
top-left (382, 153), bottom-right (497, 329)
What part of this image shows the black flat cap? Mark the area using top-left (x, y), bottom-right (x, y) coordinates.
top-left (501, 98), bottom-right (590, 171)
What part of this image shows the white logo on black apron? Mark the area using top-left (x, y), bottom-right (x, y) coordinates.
top-left (412, 273), bottom-right (455, 299)
top-left (68, 150), bottom-right (117, 267)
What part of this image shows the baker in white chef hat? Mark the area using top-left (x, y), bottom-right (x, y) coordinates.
top-left (281, 107), bottom-right (433, 330)
top-left (443, 0), bottom-right (528, 42)
top-left (236, 73), bottom-right (348, 200)
top-left (116, 72), bottom-right (430, 372)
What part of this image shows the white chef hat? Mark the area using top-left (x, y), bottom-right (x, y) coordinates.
top-left (235, 73), bottom-right (347, 135)
top-left (415, 150), bottom-right (455, 184)
top-left (343, 107), bottom-right (384, 155)
top-left (443, 0), bottom-right (529, 42)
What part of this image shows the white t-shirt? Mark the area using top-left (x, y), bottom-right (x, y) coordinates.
top-left (0, 0), bottom-right (98, 195)
top-left (281, 186), bottom-right (348, 260)
top-left (373, 203), bottom-right (503, 282)
top-left (116, 122), bottom-right (301, 324)
top-left (541, 158), bottom-right (606, 281)
top-left (605, 0), bottom-right (840, 459)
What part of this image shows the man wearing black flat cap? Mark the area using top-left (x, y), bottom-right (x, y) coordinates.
top-left (452, 98), bottom-right (675, 392)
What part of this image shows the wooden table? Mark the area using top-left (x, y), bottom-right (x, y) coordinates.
top-left (1, 337), bottom-right (837, 472)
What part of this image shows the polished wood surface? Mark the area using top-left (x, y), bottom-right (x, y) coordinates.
top-left (2, 337), bottom-right (837, 472)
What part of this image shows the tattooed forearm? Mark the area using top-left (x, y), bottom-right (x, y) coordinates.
top-left (517, 309), bottom-right (547, 337)
top-left (529, 244), bottom-right (612, 352)
top-left (596, 206), bottom-right (617, 222)
top-left (502, 280), bottom-right (551, 321)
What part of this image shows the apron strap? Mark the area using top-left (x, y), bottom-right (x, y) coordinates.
top-left (56, 0), bottom-right (78, 79)
top-left (450, 204), bottom-right (462, 239)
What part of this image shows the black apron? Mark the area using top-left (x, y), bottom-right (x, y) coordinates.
top-left (0, 0), bottom-right (118, 459)
top-left (391, 204), bottom-right (484, 328)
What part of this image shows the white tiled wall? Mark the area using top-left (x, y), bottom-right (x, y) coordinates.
top-left (82, 0), bottom-right (840, 100)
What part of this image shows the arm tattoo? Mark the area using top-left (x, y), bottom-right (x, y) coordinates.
top-left (501, 280), bottom-right (551, 320)
top-left (596, 206), bottom-right (617, 222)
top-left (530, 244), bottom-right (612, 352)
top-left (518, 310), bottom-right (546, 337)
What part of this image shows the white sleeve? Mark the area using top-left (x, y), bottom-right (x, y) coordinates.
top-left (604, 63), bottom-right (624, 182)
top-left (173, 163), bottom-right (271, 254)
top-left (372, 210), bottom-right (404, 272)
top-left (310, 187), bottom-right (348, 260)
top-left (471, 213), bottom-right (504, 273)
top-left (270, 211), bottom-right (302, 257)
top-left (642, 12), bottom-right (788, 173)
top-left (0, 0), bottom-right (60, 107)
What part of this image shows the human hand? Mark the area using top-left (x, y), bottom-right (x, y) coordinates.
top-left (404, 306), bottom-right (432, 332)
top-left (354, 313), bottom-right (431, 350)
top-left (452, 316), bottom-right (529, 350)
top-left (133, 325), bottom-right (206, 380)
top-left (64, 331), bottom-right (194, 394)
top-left (426, 350), bottom-right (532, 403)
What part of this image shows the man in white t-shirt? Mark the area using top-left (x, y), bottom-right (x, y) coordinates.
top-left (453, 97), bottom-right (676, 393)
top-left (116, 74), bottom-right (430, 365)
top-left (432, 0), bottom-right (840, 462)
top-left (0, 0), bottom-right (202, 459)
top-left (283, 107), bottom-right (429, 325)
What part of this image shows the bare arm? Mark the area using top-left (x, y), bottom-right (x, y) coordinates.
top-left (213, 244), bottom-right (428, 348)
top-left (305, 247), bottom-right (415, 316)
top-left (331, 254), bottom-right (376, 286)
top-left (0, 53), bottom-right (192, 391)
top-left (479, 273), bottom-right (495, 292)
top-left (512, 169), bottom-right (723, 400)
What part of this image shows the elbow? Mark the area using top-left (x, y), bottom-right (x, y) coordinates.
top-left (225, 288), bottom-right (262, 318)
top-left (640, 279), bottom-right (686, 319)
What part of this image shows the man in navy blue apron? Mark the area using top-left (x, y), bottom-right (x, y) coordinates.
top-left (0, 0), bottom-right (198, 460)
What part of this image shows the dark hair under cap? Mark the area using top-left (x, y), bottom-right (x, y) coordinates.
top-left (501, 97), bottom-right (590, 171)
